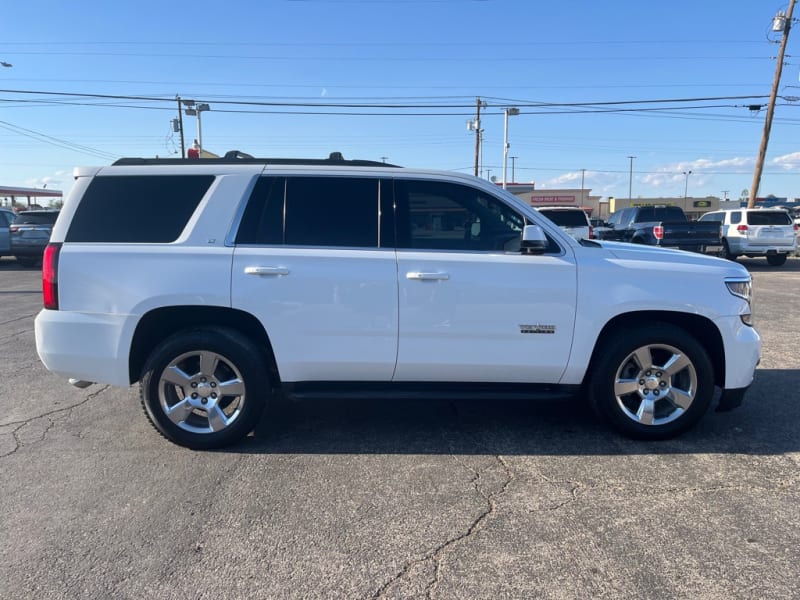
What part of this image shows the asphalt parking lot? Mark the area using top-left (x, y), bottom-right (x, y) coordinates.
top-left (1, 256), bottom-right (798, 599)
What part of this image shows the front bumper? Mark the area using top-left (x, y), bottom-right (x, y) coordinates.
top-left (716, 384), bottom-right (752, 412)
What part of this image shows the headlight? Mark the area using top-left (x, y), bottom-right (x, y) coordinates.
top-left (726, 279), bottom-right (752, 303)
top-left (726, 279), bottom-right (753, 325)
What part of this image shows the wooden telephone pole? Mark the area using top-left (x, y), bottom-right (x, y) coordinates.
top-left (748, 0), bottom-right (796, 208)
top-left (473, 97), bottom-right (482, 177)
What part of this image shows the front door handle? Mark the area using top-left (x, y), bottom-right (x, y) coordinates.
top-left (245, 266), bottom-right (290, 276)
top-left (406, 271), bottom-right (449, 281)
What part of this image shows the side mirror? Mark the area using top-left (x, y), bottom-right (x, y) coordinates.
top-left (521, 224), bottom-right (549, 253)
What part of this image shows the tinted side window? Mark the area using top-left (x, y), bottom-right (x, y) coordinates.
top-left (237, 176), bottom-right (391, 248)
top-left (395, 180), bottom-right (527, 252)
top-left (235, 177), bottom-right (285, 245)
top-left (616, 209), bottom-right (632, 226)
top-left (730, 211), bottom-right (742, 225)
top-left (284, 177), bottom-right (379, 247)
top-left (66, 175), bottom-right (214, 243)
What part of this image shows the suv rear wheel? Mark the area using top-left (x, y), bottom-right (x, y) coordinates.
top-left (720, 240), bottom-right (736, 261)
top-left (588, 324), bottom-right (714, 440)
top-left (140, 327), bottom-right (269, 449)
top-left (766, 253), bottom-right (787, 267)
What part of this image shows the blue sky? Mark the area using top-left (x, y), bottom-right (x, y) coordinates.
top-left (2, 0), bottom-right (800, 203)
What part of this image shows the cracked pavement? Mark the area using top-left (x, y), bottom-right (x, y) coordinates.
top-left (1, 257), bottom-right (799, 599)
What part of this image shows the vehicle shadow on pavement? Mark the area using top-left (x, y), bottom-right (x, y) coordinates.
top-left (235, 369), bottom-right (798, 456)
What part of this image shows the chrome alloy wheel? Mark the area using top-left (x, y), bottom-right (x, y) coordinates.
top-left (157, 350), bottom-right (246, 434)
top-left (613, 343), bottom-right (698, 427)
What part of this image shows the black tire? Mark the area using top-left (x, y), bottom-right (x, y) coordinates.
top-left (140, 327), bottom-right (269, 449)
top-left (588, 323), bottom-right (714, 440)
top-left (766, 253), bottom-right (787, 267)
top-left (15, 256), bottom-right (40, 268)
top-left (719, 241), bottom-right (736, 261)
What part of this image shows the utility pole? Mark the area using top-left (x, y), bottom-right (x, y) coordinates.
top-left (749, 0), bottom-right (795, 208)
top-left (176, 96), bottom-right (186, 158)
top-left (472, 98), bottom-right (482, 177)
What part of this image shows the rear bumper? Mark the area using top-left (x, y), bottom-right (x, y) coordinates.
top-left (728, 240), bottom-right (797, 255)
top-left (35, 309), bottom-right (135, 387)
top-left (11, 241), bottom-right (48, 257)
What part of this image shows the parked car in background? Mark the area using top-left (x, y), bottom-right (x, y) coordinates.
top-left (697, 208), bottom-right (797, 266)
top-left (0, 208), bottom-right (15, 258)
top-left (594, 205), bottom-right (721, 253)
top-left (10, 210), bottom-right (60, 267)
top-left (536, 206), bottom-right (593, 240)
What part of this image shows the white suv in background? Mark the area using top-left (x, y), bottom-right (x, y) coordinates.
top-left (34, 153), bottom-right (760, 449)
top-left (536, 206), bottom-right (593, 240)
top-left (698, 208), bottom-right (798, 266)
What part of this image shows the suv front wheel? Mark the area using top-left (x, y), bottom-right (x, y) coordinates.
top-left (140, 327), bottom-right (269, 449)
top-left (588, 324), bottom-right (714, 440)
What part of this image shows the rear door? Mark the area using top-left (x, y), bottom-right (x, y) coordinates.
top-left (231, 175), bottom-right (399, 383)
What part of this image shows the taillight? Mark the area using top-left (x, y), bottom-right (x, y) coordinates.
top-left (737, 225), bottom-right (749, 233)
top-left (9, 225), bottom-right (18, 233)
top-left (588, 225), bottom-right (594, 239)
top-left (653, 225), bottom-right (664, 240)
top-left (42, 243), bottom-right (61, 310)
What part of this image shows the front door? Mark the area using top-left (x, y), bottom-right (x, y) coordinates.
top-left (392, 179), bottom-right (577, 384)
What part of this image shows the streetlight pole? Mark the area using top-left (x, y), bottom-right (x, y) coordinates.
top-left (196, 103), bottom-right (210, 151)
top-left (580, 168), bottom-right (586, 203)
top-left (627, 156), bottom-right (636, 199)
top-left (502, 107), bottom-right (520, 190)
top-left (683, 170), bottom-right (692, 198)
top-left (749, 0), bottom-right (796, 208)
top-left (183, 100), bottom-right (211, 154)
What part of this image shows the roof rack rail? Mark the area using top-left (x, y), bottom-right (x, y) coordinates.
top-left (112, 151), bottom-right (400, 168)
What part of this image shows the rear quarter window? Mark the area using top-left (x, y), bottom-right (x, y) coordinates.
top-left (65, 175), bottom-right (214, 243)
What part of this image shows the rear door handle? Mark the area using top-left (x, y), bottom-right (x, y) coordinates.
top-left (245, 266), bottom-right (290, 276)
top-left (406, 271), bottom-right (449, 281)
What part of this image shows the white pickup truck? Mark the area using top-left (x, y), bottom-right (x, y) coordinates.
top-left (34, 154), bottom-right (761, 448)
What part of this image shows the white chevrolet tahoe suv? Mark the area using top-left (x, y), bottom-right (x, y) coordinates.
top-left (35, 154), bottom-right (761, 449)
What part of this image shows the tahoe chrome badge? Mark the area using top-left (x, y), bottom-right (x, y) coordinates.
top-left (520, 324), bottom-right (556, 334)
